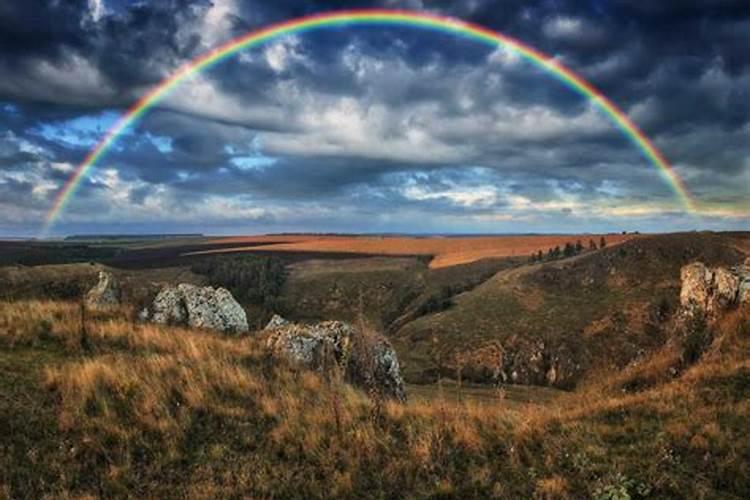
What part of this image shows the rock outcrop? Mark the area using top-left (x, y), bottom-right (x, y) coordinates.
top-left (143, 284), bottom-right (249, 334)
top-left (265, 317), bottom-right (406, 401)
top-left (84, 271), bottom-right (121, 309)
top-left (450, 340), bottom-right (580, 389)
top-left (680, 260), bottom-right (749, 319)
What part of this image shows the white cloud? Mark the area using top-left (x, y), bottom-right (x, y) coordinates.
top-left (264, 36), bottom-right (305, 73)
top-left (543, 16), bottom-right (584, 39)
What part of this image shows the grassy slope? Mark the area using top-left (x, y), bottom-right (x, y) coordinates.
top-left (394, 233), bottom-right (747, 384)
top-left (0, 299), bottom-right (748, 498)
top-left (276, 256), bottom-right (521, 331)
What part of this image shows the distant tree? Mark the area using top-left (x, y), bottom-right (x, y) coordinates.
top-left (575, 240), bottom-right (584, 254)
top-left (588, 239), bottom-right (597, 251)
top-left (599, 236), bottom-right (607, 249)
top-left (529, 252), bottom-right (537, 263)
top-left (552, 246), bottom-right (562, 258)
top-left (547, 248), bottom-right (555, 260)
top-left (563, 242), bottom-right (576, 257)
top-left (537, 250), bottom-right (544, 262)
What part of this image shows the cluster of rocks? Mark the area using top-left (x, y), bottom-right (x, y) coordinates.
top-left (82, 275), bottom-right (406, 399)
top-left (264, 315), bottom-right (407, 402)
top-left (680, 259), bottom-right (750, 320)
top-left (449, 340), bottom-right (579, 389)
top-left (140, 283), bottom-right (249, 334)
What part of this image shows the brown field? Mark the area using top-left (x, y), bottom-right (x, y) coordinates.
top-left (187, 233), bottom-right (638, 268)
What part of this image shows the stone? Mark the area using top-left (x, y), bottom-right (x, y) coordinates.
top-left (264, 314), bottom-right (290, 330)
top-left (266, 320), bottom-right (406, 401)
top-left (84, 271), bottom-right (121, 309)
top-left (680, 262), bottom-right (744, 318)
top-left (145, 284), bottom-right (248, 334)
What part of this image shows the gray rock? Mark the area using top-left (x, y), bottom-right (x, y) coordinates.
top-left (680, 262), bottom-right (745, 318)
top-left (147, 284), bottom-right (248, 334)
top-left (84, 271), bottom-right (121, 309)
top-left (264, 314), bottom-right (290, 330)
top-left (266, 320), bottom-right (406, 401)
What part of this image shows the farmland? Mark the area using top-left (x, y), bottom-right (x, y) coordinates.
top-left (187, 233), bottom-right (637, 268)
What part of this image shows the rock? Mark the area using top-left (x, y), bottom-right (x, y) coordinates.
top-left (264, 314), bottom-right (290, 330)
top-left (680, 262), bottom-right (745, 318)
top-left (266, 320), bottom-right (406, 401)
top-left (84, 271), bottom-right (121, 308)
top-left (450, 340), bottom-right (579, 389)
top-left (736, 257), bottom-right (750, 304)
top-left (146, 284), bottom-right (248, 334)
top-left (137, 307), bottom-right (150, 322)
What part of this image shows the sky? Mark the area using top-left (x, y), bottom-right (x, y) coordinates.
top-left (0, 0), bottom-right (748, 237)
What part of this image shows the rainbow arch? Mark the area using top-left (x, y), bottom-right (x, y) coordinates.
top-left (44, 8), bottom-right (700, 231)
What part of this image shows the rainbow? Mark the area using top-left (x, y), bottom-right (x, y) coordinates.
top-left (44, 8), bottom-right (700, 231)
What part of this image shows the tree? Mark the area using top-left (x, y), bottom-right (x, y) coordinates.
top-left (563, 242), bottom-right (575, 257)
top-left (588, 239), bottom-right (597, 251)
top-left (537, 250), bottom-right (544, 262)
top-left (552, 246), bottom-right (562, 258)
top-left (599, 236), bottom-right (607, 249)
top-left (575, 240), bottom-right (584, 253)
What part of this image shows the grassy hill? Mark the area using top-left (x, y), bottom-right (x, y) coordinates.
top-left (393, 232), bottom-right (748, 385)
top-left (0, 294), bottom-right (748, 498)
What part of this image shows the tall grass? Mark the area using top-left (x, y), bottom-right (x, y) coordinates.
top-left (1, 299), bottom-right (748, 498)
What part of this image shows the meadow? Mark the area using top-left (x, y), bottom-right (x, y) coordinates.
top-left (1, 297), bottom-right (748, 498)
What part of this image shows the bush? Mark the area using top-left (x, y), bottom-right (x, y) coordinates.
top-left (682, 313), bottom-right (713, 365)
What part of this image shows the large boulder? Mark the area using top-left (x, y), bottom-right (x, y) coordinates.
top-left (680, 261), bottom-right (748, 319)
top-left (265, 317), bottom-right (406, 401)
top-left (84, 271), bottom-right (121, 309)
top-left (145, 284), bottom-right (248, 334)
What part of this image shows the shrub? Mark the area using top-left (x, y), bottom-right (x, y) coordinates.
top-left (681, 313), bottom-right (713, 364)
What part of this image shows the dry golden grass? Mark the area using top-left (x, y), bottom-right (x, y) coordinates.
top-left (188, 233), bottom-right (637, 268)
top-left (1, 298), bottom-right (749, 498)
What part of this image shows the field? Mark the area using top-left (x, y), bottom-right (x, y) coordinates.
top-left (1, 231), bottom-right (749, 497)
top-left (187, 233), bottom-right (637, 268)
top-left (1, 295), bottom-right (749, 498)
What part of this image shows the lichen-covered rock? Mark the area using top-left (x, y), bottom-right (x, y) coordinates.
top-left (145, 284), bottom-right (248, 334)
top-left (266, 320), bottom-right (406, 401)
top-left (680, 262), bottom-right (744, 318)
top-left (84, 271), bottom-right (121, 309)
top-left (737, 257), bottom-right (750, 304)
top-left (264, 314), bottom-right (290, 330)
top-left (448, 340), bottom-right (580, 389)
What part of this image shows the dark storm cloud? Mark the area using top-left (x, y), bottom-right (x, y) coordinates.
top-left (0, 0), bottom-right (747, 235)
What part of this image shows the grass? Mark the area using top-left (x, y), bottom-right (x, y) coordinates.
top-left (0, 298), bottom-right (749, 498)
top-left (394, 232), bottom-right (746, 386)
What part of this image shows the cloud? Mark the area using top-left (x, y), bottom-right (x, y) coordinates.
top-left (0, 0), bottom-right (747, 236)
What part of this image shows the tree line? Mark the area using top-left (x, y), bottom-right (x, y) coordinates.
top-left (529, 236), bottom-right (607, 263)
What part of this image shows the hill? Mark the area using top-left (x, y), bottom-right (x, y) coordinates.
top-left (392, 232), bottom-right (748, 385)
top-left (0, 288), bottom-right (748, 497)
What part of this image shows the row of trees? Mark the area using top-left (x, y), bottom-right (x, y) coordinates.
top-left (529, 236), bottom-right (607, 263)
